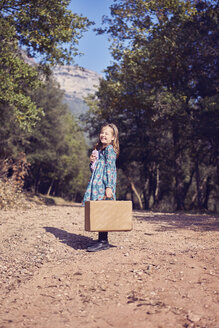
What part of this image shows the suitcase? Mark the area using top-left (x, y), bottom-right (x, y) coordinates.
top-left (85, 200), bottom-right (133, 232)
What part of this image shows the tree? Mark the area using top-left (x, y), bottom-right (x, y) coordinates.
top-left (0, 0), bottom-right (92, 130)
top-left (83, 0), bottom-right (219, 211)
top-left (25, 79), bottom-right (89, 201)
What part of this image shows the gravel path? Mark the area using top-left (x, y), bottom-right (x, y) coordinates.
top-left (0, 204), bottom-right (218, 328)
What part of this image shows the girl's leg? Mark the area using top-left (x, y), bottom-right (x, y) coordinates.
top-left (87, 232), bottom-right (109, 252)
top-left (98, 232), bottom-right (108, 242)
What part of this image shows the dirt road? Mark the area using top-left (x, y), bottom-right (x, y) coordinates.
top-left (0, 203), bottom-right (218, 328)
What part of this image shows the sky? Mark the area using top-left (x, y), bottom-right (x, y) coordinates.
top-left (68, 0), bottom-right (114, 75)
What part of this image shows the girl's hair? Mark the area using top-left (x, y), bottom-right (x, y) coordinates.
top-left (95, 123), bottom-right (120, 157)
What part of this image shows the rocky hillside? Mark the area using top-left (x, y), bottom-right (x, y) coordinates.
top-left (22, 50), bottom-right (101, 118)
top-left (52, 65), bottom-right (101, 117)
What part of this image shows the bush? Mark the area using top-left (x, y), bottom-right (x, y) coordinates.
top-left (0, 153), bottom-right (30, 209)
top-left (0, 179), bottom-right (28, 209)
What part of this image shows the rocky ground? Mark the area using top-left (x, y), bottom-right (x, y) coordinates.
top-left (0, 202), bottom-right (218, 328)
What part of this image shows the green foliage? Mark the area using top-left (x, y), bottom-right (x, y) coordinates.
top-left (0, 17), bottom-right (42, 130)
top-left (83, 0), bottom-right (219, 211)
top-left (0, 76), bottom-right (89, 202)
top-left (24, 80), bottom-right (89, 201)
top-left (1, 0), bottom-right (92, 64)
top-left (0, 0), bottom-right (92, 130)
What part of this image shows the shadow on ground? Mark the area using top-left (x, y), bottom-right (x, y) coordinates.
top-left (133, 211), bottom-right (219, 232)
top-left (44, 227), bottom-right (95, 250)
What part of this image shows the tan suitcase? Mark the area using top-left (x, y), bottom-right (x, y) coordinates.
top-left (85, 200), bottom-right (133, 232)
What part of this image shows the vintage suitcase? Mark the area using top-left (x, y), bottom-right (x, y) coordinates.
top-left (85, 200), bottom-right (133, 232)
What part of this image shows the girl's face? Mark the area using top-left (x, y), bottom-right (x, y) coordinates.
top-left (99, 126), bottom-right (114, 147)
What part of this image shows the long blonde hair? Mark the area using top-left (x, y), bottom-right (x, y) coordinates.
top-left (95, 123), bottom-right (120, 157)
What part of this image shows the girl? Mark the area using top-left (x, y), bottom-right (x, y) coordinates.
top-left (83, 123), bottom-right (119, 252)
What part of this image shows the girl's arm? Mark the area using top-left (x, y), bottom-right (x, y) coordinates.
top-left (104, 145), bottom-right (116, 198)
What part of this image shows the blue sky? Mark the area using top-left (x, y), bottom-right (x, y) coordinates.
top-left (68, 0), bottom-right (114, 75)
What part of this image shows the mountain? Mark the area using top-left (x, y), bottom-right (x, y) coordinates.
top-left (22, 51), bottom-right (101, 118)
top-left (52, 65), bottom-right (101, 117)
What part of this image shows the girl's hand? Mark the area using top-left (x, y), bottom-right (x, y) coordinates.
top-left (105, 187), bottom-right (113, 199)
top-left (90, 154), bottom-right (97, 163)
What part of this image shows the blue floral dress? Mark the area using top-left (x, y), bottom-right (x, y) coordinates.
top-left (83, 144), bottom-right (117, 204)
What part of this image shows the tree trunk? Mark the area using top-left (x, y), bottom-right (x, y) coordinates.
top-left (47, 178), bottom-right (54, 196)
top-left (131, 189), bottom-right (135, 209)
top-left (182, 169), bottom-right (195, 210)
top-left (195, 160), bottom-right (202, 210)
top-left (154, 164), bottom-right (160, 203)
top-left (203, 176), bottom-right (211, 210)
top-left (143, 178), bottom-right (149, 210)
top-left (172, 122), bottom-right (185, 210)
top-left (34, 166), bottom-right (41, 193)
top-left (127, 176), bottom-right (143, 209)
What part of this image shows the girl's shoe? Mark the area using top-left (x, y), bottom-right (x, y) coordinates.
top-left (87, 240), bottom-right (109, 252)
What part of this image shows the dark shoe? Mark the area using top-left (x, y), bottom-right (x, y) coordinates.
top-left (87, 240), bottom-right (109, 252)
